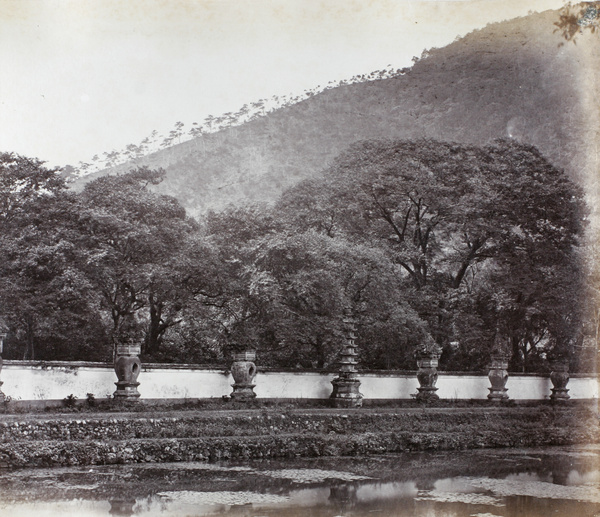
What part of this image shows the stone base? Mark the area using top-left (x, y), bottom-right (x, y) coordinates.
top-left (550, 388), bottom-right (570, 402)
top-left (488, 388), bottom-right (509, 401)
top-left (416, 387), bottom-right (439, 402)
top-left (331, 395), bottom-right (363, 408)
top-left (330, 378), bottom-right (363, 408)
top-left (230, 383), bottom-right (256, 401)
top-left (113, 382), bottom-right (141, 399)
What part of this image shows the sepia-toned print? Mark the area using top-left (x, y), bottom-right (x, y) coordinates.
top-left (0, 1), bottom-right (598, 515)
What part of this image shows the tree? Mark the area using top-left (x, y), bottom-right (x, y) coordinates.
top-left (0, 195), bottom-right (108, 360)
top-left (102, 150), bottom-right (121, 168)
top-left (1, 157), bottom-right (219, 362)
top-left (205, 205), bottom-right (428, 369)
top-left (0, 153), bottom-right (108, 360)
top-left (142, 235), bottom-right (223, 360)
top-left (76, 166), bottom-right (200, 356)
top-left (555, 2), bottom-right (599, 43)
top-left (171, 121), bottom-right (185, 144)
top-left (0, 152), bottom-right (66, 226)
top-left (278, 139), bottom-right (587, 371)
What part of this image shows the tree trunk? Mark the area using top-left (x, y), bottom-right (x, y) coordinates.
top-left (508, 334), bottom-right (522, 372)
top-left (314, 334), bottom-right (326, 368)
top-left (23, 316), bottom-right (35, 360)
top-left (145, 300), bottom-right (163, 355)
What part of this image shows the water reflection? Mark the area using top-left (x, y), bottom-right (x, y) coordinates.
top-left (0, 446), bottom-right (598, 516)
top-left (108, 496), bottom-right (136, 516)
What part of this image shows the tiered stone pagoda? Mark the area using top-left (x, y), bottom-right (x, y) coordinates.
top-left (330, 316), bottom-right (363, 408)
top-left (487, 328), bottom-right (509, 402)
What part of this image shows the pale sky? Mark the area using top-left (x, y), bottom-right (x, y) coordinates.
top-left (0, 0), bottom-right (568, 167)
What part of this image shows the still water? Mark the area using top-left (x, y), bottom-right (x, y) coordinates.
top-left (0, 445), bottom-right (599, 516)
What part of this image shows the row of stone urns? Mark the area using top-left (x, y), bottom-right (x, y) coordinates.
top-left (112, 346), bottom-right (573, 406)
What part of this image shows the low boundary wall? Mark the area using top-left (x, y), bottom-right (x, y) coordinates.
top-left (1, 361), bottom-right (597, 402)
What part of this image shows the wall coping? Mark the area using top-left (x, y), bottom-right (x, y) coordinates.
top-left (2, 360), bottom-right (597, 378)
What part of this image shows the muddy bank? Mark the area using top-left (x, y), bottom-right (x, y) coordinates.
top-left (0, 406), bottom-right (597, 468)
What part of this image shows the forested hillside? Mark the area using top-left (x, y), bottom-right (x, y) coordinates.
top-left (72, 8), bottom-right (599, 218)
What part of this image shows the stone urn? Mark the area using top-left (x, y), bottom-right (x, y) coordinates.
top-left (487, 352), bottom-right (509, 401)
top-left (416, 350), bottom-right (441, 401)
top-left (550, 361), bottom-right (570, 402)
top-left (230, 350), bottom-right (257, 400)
top-left (113, 343), bottom-right (142, 399)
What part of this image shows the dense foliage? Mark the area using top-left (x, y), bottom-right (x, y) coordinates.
top-left (0, 140), bottom-right (594, 372)
top-left (274, 140), bottom-right (589, 371)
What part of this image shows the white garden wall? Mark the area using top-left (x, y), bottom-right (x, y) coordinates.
top-left (1, 361), bottom-right (597, 401)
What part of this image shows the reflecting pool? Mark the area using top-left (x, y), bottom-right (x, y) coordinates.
top-left (0, 445), bottom-right (599, 516)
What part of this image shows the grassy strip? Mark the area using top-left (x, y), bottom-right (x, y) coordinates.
top-left (0, 407), bottom-right (588, 441)
top-left (0, 408), bottom-right (594, 438)
top-left (0, 427), bottom-right (592, 468)
top-left (0, 406), bottom-right (596, 468)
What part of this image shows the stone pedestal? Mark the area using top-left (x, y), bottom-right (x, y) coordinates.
top-left (0, 340), bottom-right (5, 403)
top-left (330, 318), bottom-right (362, 408)
top-left (487, 353), bottom-right (509, 401)
top-left (416, 352), bottom-right (440, 401)
top-left (550, 361), bottom-right (570, 402)
top-left (113, 344), bottom-right (141, 399)
top-left (230, 351), bottom-right (257, 400)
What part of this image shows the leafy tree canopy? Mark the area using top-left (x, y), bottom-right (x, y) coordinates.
top-left (277, 139), bottom-right (588, 371)
top-left (0, 142), bottom-right (591, 373)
